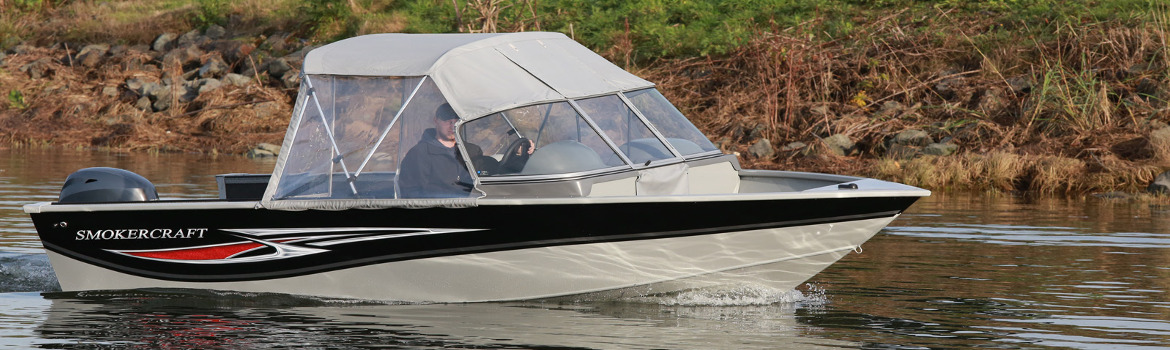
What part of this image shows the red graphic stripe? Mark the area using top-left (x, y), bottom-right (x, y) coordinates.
top-left (123, 242), bottom-right (265, 261)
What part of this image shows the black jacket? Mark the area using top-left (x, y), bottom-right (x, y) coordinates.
top-left (399, 129), bottom-right (473, 198)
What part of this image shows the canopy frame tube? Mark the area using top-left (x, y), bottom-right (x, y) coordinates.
top-left (304, 75), bottom-right (358, 196)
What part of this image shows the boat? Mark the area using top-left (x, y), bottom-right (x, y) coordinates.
top-left (24, 32), bottom-right (929, 302)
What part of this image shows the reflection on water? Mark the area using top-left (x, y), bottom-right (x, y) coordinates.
top-left (2, 148), bottom-right (1170, 348)
top-left (808, 193), bottom-right (1170, 348)
top-left (30, 289), bottom-right (850, 350)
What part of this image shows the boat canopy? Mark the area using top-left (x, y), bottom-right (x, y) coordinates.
top-left (301, 32), bottom-right (653, 119)
top-left (261, 33), bottom-right (719, 210)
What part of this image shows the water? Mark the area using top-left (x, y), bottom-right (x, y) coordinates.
top-left (3, 147), bottom-right (1170, 349)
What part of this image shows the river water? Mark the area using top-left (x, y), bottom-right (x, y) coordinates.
top-left (1, 147), bottom-right (1168, 349)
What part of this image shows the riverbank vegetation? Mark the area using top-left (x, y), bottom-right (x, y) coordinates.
top-left (0, 0), bottom-right (1167, 195)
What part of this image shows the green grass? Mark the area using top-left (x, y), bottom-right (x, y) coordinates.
top-left (1, 0), bottom-right (1160, 63)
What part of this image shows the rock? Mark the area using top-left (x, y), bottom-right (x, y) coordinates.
top-left (161, 45), bottom-right (204, 70)
top-left (205, 24), bottom-right (227, 40)
top-left (246, 143), bottom-right (282, 157)
top-left (179, 79), bottom-right (222, 103)
top-left (101, 86), bottom-right (119, 97)
top-left (129, 44), bottom-right (153, 55)
top-left (152, 33), bottom-right (179, 52)
top-left (196, 78), bottom-right (223, 94)
top-left (1146, 170), bottom-right (1170, 194)
top-left (225, 42), bottom-right (256, 65)
top-left (748, 138), bottom-right (775, 159)
top-left (1006, 76), bottom-right (1033, 94)
top-left (892, 129), bottom-right (932, 147)
top-left (780, 141), bottom-right (807, 151)
top-left (779, 141), bottom-right (808, 157)
top-left (747, 124), bottom-right (768, 140)
top-left (19, 57), bottom-right (55, 79)
top-left (261, 33), bottom-right (293, 55)
top-left (107, 44), bottom-right (128, 56)
top-left (152, 96), bottom-right (172, 112)
top-left (141, 82), bottom-right (173, 112)
top-left (120, 56), bottom-right (151, 71)
top-left (263, 58), bottom-right (293, 78)
top-left (257, 142), bottom-right (281, 154)
top-left (177, 29), bottom-right (206, 48)
top-left (198, 56), bottom-right (229, 78)
top-left (125, 77), bottom-right (148, 93)
top-left (140, 82), bottom-right (166, 98)
top-left (976, 87), bottom-right (1006, 114)
top-left (886, 143), bottom-right (922, 160)
top-left (246, 148), bottom-right (276, 158)
top-left (279, 69), bottom-right (300, 89)
top-left (75, 44), bottom-right (110, 68)
top-left (876, 101), bottom-right (903, 118)
top-left (822, 134), bottom-right (855, 156)
top-left (161, 68), bottom-right (197, 85)
top-left (134, 96), bottom-right (152, 111)
top-left (10, 44), bottom-right (33, 55)
top-left (1136, 78), bottom-right (1160, 97)
top-left (923, 142), bottom-right (958, 156)
top-left (934, 77), bottom-right (961, 99)
top-left (222, 73), bottom-right (253, 86)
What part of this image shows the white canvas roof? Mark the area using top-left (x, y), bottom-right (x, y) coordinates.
top-left (301, 32), bottom-right (654, 119)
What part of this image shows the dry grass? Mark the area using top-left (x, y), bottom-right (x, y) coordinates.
top-left (871, 151), bottom-right (1162, 194)
top-left (2, 1), bottom-right (1169, 196)
top-left (635, 7), bottom-right (1169, 195)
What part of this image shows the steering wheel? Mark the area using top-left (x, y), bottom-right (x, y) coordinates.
top-left (498, 137), bottom-right (532, 174)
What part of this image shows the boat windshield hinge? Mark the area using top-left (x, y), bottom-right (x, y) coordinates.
top-left (838, 183), bottom-right (859, 190)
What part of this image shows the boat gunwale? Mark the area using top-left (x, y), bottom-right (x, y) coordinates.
top-left (24, 187), bottom-right (929, 214)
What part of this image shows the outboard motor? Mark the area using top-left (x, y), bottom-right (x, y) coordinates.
top-left (58, 167), bottom-right (159, 203)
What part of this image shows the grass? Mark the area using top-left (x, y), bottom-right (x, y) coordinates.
top-left (1, 0), bottom-right (1168, 195)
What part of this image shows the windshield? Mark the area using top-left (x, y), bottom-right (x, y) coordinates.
top-left (462, 102), bottom-right (625, 176)
top-left (624, 88), bottom-right (718, 155)
top-left (576, 94), bottom-right (674, 165)
top-left (462, 90), bottom-right (719, 178)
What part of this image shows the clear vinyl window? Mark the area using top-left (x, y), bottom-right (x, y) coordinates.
top-left (575, 94), bottom-right (674, 164)
top-left (623, 88), bottom-right (718, 155)
top-left (462, 102), bottom-right (625, 176)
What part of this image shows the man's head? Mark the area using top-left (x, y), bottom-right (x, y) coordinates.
top-left (434, 103), bottom-right (459, 143)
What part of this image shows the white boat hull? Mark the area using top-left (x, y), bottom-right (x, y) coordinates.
top-left (45, 215), bottom-right (895, 302)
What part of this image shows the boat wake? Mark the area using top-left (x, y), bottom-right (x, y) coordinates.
top-left (625, 284), bottom-right (825, 306)
top-left (546, 283), bottom-right (828, 307)
top-left (0, 253), bottom-right (61, 293)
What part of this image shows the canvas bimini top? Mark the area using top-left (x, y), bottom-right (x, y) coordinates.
top-left (261, 32), bottom-right (721, 210)
top-left (301, 32), bottom-right (653, 119)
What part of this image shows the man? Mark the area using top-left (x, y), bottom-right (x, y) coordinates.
top-left (398, 103), bottom-right (474, 198)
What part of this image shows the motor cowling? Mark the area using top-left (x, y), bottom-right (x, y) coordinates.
top-left (58, 167), bottom-right (159, 203)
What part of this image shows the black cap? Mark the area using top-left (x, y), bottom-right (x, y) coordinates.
top-left (435, 103), bottom-right (459, 121)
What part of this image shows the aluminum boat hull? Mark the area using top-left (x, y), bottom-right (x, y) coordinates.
top-left (29, 192), bottom-right (918, 302)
